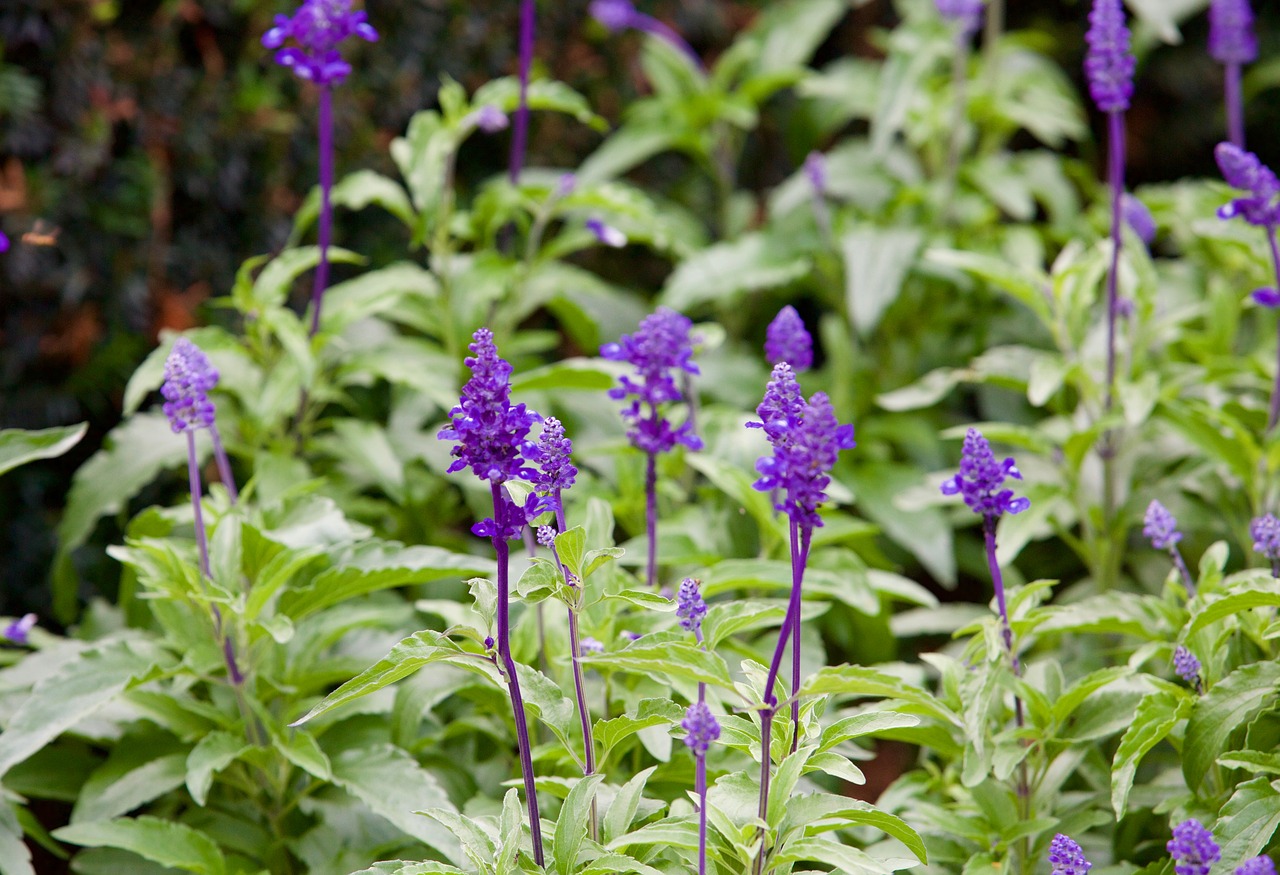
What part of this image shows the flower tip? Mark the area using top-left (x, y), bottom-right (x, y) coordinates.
top-left (1252, 288), bottom-right (1280, 308)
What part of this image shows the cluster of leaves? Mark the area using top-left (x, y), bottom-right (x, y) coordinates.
top-left (5, 0), bottom-right (1280, 874)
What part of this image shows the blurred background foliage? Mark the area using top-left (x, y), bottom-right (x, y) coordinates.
top-left (2, 0), bottom-right (1280, 621)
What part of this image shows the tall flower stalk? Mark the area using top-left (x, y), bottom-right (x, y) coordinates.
top-left (683, 700), bottom-right (720, 875)
top-left (509, 0), bottom-right (535, 184)
top-left (747, 363), bottom-right (855, 874)
top-left (1143, 500), bottom-right (1195, 595)
top-left (262, 0), bottom-right (377, 337)
top-left (1215, 142), bottom-right (1280, 431)
top-left (439, 329), bottom-right (551, 866)
top-left (602, 308), bottom-right (702, 588)
top-left (1168, 819), bottom-right (1220, 875)
top-left (1209, 0), bottom-right (1257, 148)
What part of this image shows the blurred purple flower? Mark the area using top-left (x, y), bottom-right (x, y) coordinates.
top-left (940, 428), bottom-right (1030, 520)
top-left (587, 218), bottom-right (627, 248)
top-left (1049, 834), bottom-right (1092, 875)
top-left (1216, 142), bottom-right (1280, 227)
top-left (2, 614), bottom-right (36, 646)
top-left (676, 577), bottom-right (707, 640)
top-left (1143, 500), bottom-right (1183, 550)
top-left (803, 151), bottom-right (827, 196)
top-left (936, 0), bottom-right (983, 35)
top-left (589, 0), bottom-right (701, 65)
top-left (162, 339), bottom-right (219, 434)
top-left (1253, 289), bottom-right (1280, 307)
top-left (580, 636), bottom-right (604, 654)
top-left (0, 231), bottom-right (9, 253)
top-left (1173, 645), bottom-right (1202, 688)
top-left (602, 308), bottom-right (702, 455)
top-left (1252, 514), bottom-right (1280, 562)
top-left (765, 306), bottom-right (814, 372)
top-left (1084, 0), bottom-right (1135, 114)
top-left (1237, 857), bottom-right (1277, 875)
top-left (682, 701), bottom-right (721, 756)
top-left (262, 0), bottom-right (378, 86)
top-left (1210, 0), bottom-right (1258, 65)
top-left (469, 105), bottom-right (509, 133)
top-left (1168, 820), bottom-right (1221, 875)
top-left (1122, 193), bottom-right (1156, 245)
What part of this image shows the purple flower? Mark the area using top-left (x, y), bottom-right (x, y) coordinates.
top-left (1252, 514), bottom-right (1280, 561)
top-left (587, 218), bottom-right (627, 248)
top-left (472, 490), bottom-right (557, 542)
top-left (468, 105), bottom-right (509, 133)
top-left (940, 429), bottom-right (1030, 520)
top-left (1216, 143), bottom-right (1280, 227)
top-left (1237, 857), bottom-right (1277, 875)
top-left (262, 0), bottom-right (378, 86)
top-left (682, 701), bottom-right (721, 756)
top-left (0, 231), bottom-right (9, 253)
top-left (536, 524), bottom-right (557, 549)
top-left (589, 0), bottom-right (701, 65)
top-left (1143, 500), bottom-right (1183, 550)
top-left (602, 308), bottom-right (703, 456)
top-left (2, 614), bottom-right (36, 646)
top-left (1123, 193), bottom-right (1157, 245)
top-left (803, 152), bottom-right (827, 196)
top-left (622, 630), bottom-right (642, 641)
top-left (765, 306), bottom-right (814, 372)
top-left (1173, 645), bottom-right (1202, 686)
top-left (1168, 820), bottom-right (1221, 875)
top-left (935, 0), bottom-right (983, 35)
top-left (439, 328), bottom-right (541, 485)
top-left (531, 417), bottom-right (577, 494)
top-left (581, 636), bottom-right (605, 654)
top-left (1049, 834), bottom-right (1092, 875)
top-left (1084, 0), bottom-right (1136, 114)
top-left (752, 378), bottom-right (856, 530)
top-left (676, 577), bottom-right (707, 639)
top-left (1210, 0), bottom-right (1258, 66)
top-left (162, 338), bottom-right (220, 434)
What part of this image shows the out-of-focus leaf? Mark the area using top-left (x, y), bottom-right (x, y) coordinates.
top-left (0, 423), bottom-right (86, 478)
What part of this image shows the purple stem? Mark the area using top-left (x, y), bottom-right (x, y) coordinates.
top-left (789, 527), bottom-right (812, 753)
top-left (308, 86), bottom-right (335, 338)
top-left (1103, 109), bottom-right (1126, 416)
top-left (1265, 230), bottom-right (1280, 433)
top-left (752, 711), bottom-right (772, 875)
top-left (509, 0), bottom-right (535, 185)
top-left (187, 431), bottom-right (213, 582)
top-left (490, 484), bottom-right (545, 866)
top-left (696, 751), bottom-right (709, 875)
top-left (1170, 546), bottom-right (1196, 596)
top-left (1225, 61), bottom-right (1245, 149)
top-left (632, 14), bottom-right (701, 67)
top-left (645, 451), bottom-right (658, 588)
top-left (209, 425), bottom-right (239, 505)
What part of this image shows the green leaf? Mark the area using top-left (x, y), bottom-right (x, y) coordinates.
top-left (71, 747), bottom-right (187, 825)
top-left (1188, 585), bottom-right (1280, 636)
top-left (740, 0), bottom-right (843, 77)
top-left (0, 424), bottom-right (86, 478)
top-left (0, 802), bottom-right (34, 875)
top-left (54, 816), bottom-right (226, 875)
top-left (471, 76), bottom-right (607, 131)
top-left (597, 701), bottom-right (684, 761)
top-left (553, 775), bottom-right (605, 875)
top-left (320, 262), bottom-right (439, 333)
top-left (1217, 777), bottom-right (1280, 866)
top-left (602, 767), bottom-right (657, 846)
top-left (1111, 690), bottom-right (1192, 818)
top-left (660, 232), bottom-right (810, 311)
top-left (926, 248), bottom-right (1053, 326)
top-left (580, 640), bottom-right (735, 689)
top-left (185, 732), bottom-right (251, 807)
top-left (1184, 662), bottom-right (1280, 790)
top-left (799, 665), bottom-right (958, 727)
top-left (414, 809), bottom-right (494, 870)
top-left (777, 793), bottom-right (927, 863)
top-left (248, 245), bottom-right (362, 310)
top-left (289, 170), bottom-right (415, 243)
top-left (554, 527), bottom-right (588, 581)
top-left (0, 639), bottom-right (170, 779)
top-left (347, 864), bottom-right (470, 875)
top-left (510, 359), bottom-right (615, 393)
top-left (841, 227), bottom-right (922, 335)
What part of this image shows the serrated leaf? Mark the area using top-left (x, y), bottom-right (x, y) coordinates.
top-left (54, 816), bottom-right (226, 875)
top-left (1217, 777), bottom-right (1280, 866)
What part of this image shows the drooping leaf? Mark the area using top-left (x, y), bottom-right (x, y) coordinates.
top-left (0, 424), bottom-right (86, 478)
top-left (1111, 690), bottom-right (1192, 818)
top-left (53, 817), bottom-right (226, 875)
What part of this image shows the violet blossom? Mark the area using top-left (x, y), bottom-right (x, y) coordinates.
top-left (765, 306), bottom-right (814, 372)
top-left (676, 577), bottom-right (707, 642)
top-left (1173, 645), bottom-right (1203, 693)
top-left (935, 0), bottom-right (983, 36)
top-left (1252, 513), bottom-right (1280, 576)
top-left (682, 700), bottom-right (720, 875)
top-left (590, 0), bottom-right (701, 66)
top-left (1237, 858), bottom-right (1277, 875)
top-left (1168, 820), bottom-right (1221, 875)
top-left (1209, 0), bottom-right (1257, 147)
top-left (1145, 501), bottom-right (1196, 596)
top-left (510, 0), bottom-right (535, 183)
top-left (587, 217), bottom-right (627, 248)
top-left (1049, 834), bottom-right (1092, 875)
top-left (2, 614), bottom-right (36, 646)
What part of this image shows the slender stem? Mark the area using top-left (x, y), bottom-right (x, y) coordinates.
top-left (491, 484), bottom-right (544, 866)
top-left (789, 526), bottom-right (811, 753)
top-left (982, 516), bottom-right (1018, 677)
top-left (1101, 109), bottom-right (1126, 524)
top-left (942, 29), bottom-right (970, 222)
top-left (981, 0), bottom-right (1003, 89)
top-left (309, 86), bottom-right (335, 338)
top-left (645, 451), bottom-right (658, 589)
top-left (752, 713), bottom-right (773, 875)
top-left (1265, 230), bottom-right (1280, 433)
top-left (1170, 546), bottom-right (1196, 596)
top-left (509, 0), bottom-right (535, 185)
top-left (1225, 61), bottom-right (1245, 149)
top-left (187, 431), bottom-right (213, 583)
top-left (697, 752), bottom-right (709, 875)
top-left (522, 526), bottom-right (550, 677)
top-left (209, 426), bottom-right (239, 505)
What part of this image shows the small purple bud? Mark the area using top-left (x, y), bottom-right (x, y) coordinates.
top-left (536, 525), bottom-right (557, 548)
top-left (586, 217), bottom-right (627, 248)
top-left (1216, 142), bottom-right (1280, 228)
top-left (1122, 193), bottom-right (1156, 245)
top-left (622, 631), bottom-right (642, 641)
top-left (1048, 834), bottom-right (1092, 875)
top-left (531, 417), bottom-right (577, 494)
top-left (556, 174), bottom-right (577, 197)
top-left (0, 231), bottom-right (9, 253)
top-left (1251, 514), bottom-right (1280, 561)
top-left (935, 0), bottom-right (983, 35)
top-left (484, 635), bottom-right (495, 650)
top-left (1237, 857), bottom-right (1277, 875)
top-left (162, 338), bottom-right (220, 434)
top-left (1173, 645), bottom-right (1202, 687)
top-left (1143, 500), bottom-right (1183, 551)
top-left (676, 577), bottom-right (707, 639)
top-left (1209, 0), bottom-right (1258, 66)
top-left (764, 306), bottom-right (814, 372)
top-left (1168, 820), bottom-right (1221, 875)
top-left (1084, 0), bottom-right (1136, 114)
top-left (940, 428), bottom-right (1030, 520)
top-left (1254, 288), bottom-right (1280, 308)
top-left (803, 151), bottom-right (827, 196)
top-left (2, 614), bottom-right (37, 646)
top-left (580, 636), bottom-right (604, 654)
top-left (589, 0), bottom-right (636, 32)
top-left (681, 700), bottom-right (721, 756)
top-left (469, 105), bottom-right (509, 133)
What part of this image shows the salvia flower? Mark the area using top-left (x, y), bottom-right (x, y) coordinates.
top-left (440, 329), bottom-right (541, 485)
top-left (1143, 500), bottom-right (1183, 550)
top-left (587, 217), bottom-right (627, 248)
top-left (676, 577), bottom-right (707, 639)
top-left (1048, 834), bottom-right (1092, 875)
top-left (749, 363), bottom-right (806, 445)
top-left (1237, 857), bottom-right (1277, 875)
top-left (803, 151), bottom-right (827, 196)
top-left (531, 417), bottom-right (577, 494)
top-left (162, 339), bottom-right (219, 434)
top-left (2, 614), bottom-right (36, 646)
top-left (940, 428), bottom-right (1030, 520)
top-left (602, 308), bottom-right (702, 455)
top-left (1123, 193), bottom-right (1157, 245)
top-left (1252, 514), bottom-right (1280, 562)
top-left (467, 105), bottom-right (509, 134)
top-left (935, 0), bottom-right (983, 35)
top-left (262, 0), bottom-right (378, 86)
top-left (1216, 143), bottom-right (1280, 227)
top-left (753, 388), bottom-right (856, 530)
top-left (765, 306), bottom-right (814, 372)
top-left (682, 701), bottom-right (721, 756)
top-left (1210, 0), bottom-right (1258, 65)
top-left (1173, 645), bottom-right (1202, 687)
top-left (580, 637), bottom-right (604, 654)
top-left (1168, 820), bottom-right (1221, 875)
top-left (589, 0), bottom-right (701, 64)
top-left (1084, 0), bottom-right (1136, 114)
top-left (536, 524), bottom-right (557, 549)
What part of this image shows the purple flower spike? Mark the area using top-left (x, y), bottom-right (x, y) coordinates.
top-left (536, 525), bottom-right (557, 548)
top-left (940, 429), bottom-right (1030, 520)
top-left (1084, 0), bottom-right (1136, 114)
top-left (1143, 500), bottom-right (1183, 550)
top-left (602, 308), bottom-right (702, 456)
top-left (1210, 0), bottom-right (1258, 65)
top-left (532, 417), bottom-right (577, 494)
top-left (262, 0), bottom-right (378, 86)
top-left (753, 387), bottom-right (856, 530)
top-left (1216, 143), bottom-right (1280, 227)
top-left (1252, 514), bottom-right (1280, 562)
top-left (1122, 193), bottom-right (1157, 245)
top-left (682, 701), bottom-right (721, 756)
top-left (587, 218), bottom-right (627, 248)
top-left (1168, 820), bottom-right (1221, 875)
top-left (765, 306), bottom-right (814, 372)
top-left (1253, 289), bottom-right (1280, 308)
top-left (676, 577), bottom-right (707, 639)
top-left (2, 614), bottom-right (37, 646)
top-left (1173, 645), bottom-right (1202, 687)
top-left (162, 339), bottom-right (220, 434)
top-left (935, 0), bottom-right (983, 35)
top-left (1049, 834), bottom-right (1092, 875)
top-left (1237, 857), bottom-right (1277, 875)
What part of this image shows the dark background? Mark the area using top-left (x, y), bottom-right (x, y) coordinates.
top-left (1, 0), bottom-right (1276, 619)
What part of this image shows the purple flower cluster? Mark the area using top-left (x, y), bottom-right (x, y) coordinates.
top-left (682, 701), bottom-right (721, 756)
top-left (751, 365), bottom-right (856, 530)
top-left (765, 306), bottom-right (813, 372)
top-left (935, 0), bottom-right (983, 35)
top-left (1173, 645), bottom-right (1201, 687)
top-left (1143, 500), bottom-right (1183, 550)
top-left (940, 429), bottom-right (1030, 521)
top-left (1252, 514), bottom-right (1280, 562)
top-left (1168, 820), bottom-right (1221, 875)
top-left (589, 0), bottom-right (701, 64)
top-left (532, 417), bottom-right (577, 494)
top-left (2, 614), bottom-right (36, 646)
top-left (1209, 0), bottom-right (1258, 66)
top-left (677, 577), bottom-right (707, 639)
top-left (262, 0), bottom-right (378, 86)
top-left (0, 231), bottom-right (8, 253)
top-left (1084, 0), bottom-right (1136, 114)
top-left (1049, 834), bottom-right (1092, 875)
top-left (1216, 143), bottom-right (1280, 228)
top-left (162, 339), bottom-right (220, 434)
top-left (602, 308), bottom-right (703, 456)
top-left (1237, 857), bottom-right (1277, 875)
